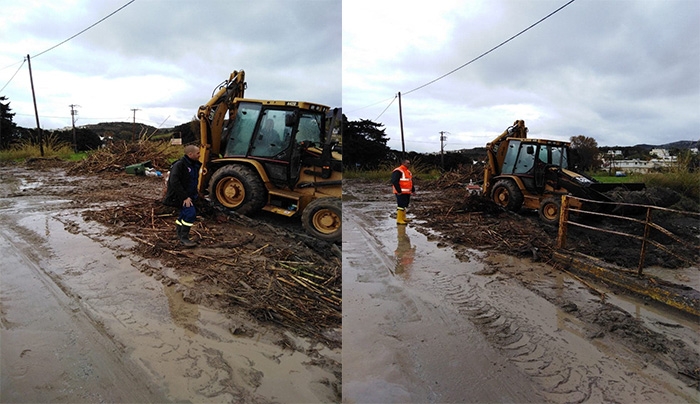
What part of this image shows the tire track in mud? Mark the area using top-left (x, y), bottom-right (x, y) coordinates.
top-left (344, 180), bottom-right (696, 403)
top-left (429, 272), bottom-right (593, 403)
top-left (427, 267), bottom-right (691, 403)
top-left (343, 203), bottom-right (397, 276)
top-left (344, 205), bottom-right (549, 403)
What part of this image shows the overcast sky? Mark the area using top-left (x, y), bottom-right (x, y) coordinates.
top-left (0, 0), bottom-right (341, 131)
top-left (343, 0), bottom-right (700, 153)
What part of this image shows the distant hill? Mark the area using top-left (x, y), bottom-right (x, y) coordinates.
top-left (632, 140), bottom-right (698, 150)
top-left (77, 121), bottom-right (197, 143)
top-left (79, 122), bottom-right (169, 140)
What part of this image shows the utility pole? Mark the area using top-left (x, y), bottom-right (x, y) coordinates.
top-left (70, 104), bottom-right (80, 152)
top-left (398, 92), bottom-right (405, 159)
top-left (0, 105), bottom-right (3, 150)
top-left (26, 54), bottom-right (44, 157)
top-left (130, 108), bottom-right (140, 141)
top-left (439, 131), bottom-right (448, 169)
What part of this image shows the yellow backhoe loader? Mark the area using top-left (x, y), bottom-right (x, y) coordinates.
top-left (196, 70), bottom-right (342, 242)
top-left (482, 120), bottom-right (644, 224)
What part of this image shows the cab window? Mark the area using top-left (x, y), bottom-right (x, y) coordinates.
top-left (224, 102), bottom-right (261, 156)
top-left (250, 109), bottom-right (292, 158)
top-left (295, 112), bottom-right (323, 144)
top-left (551, 146), bottom-right (568, 169)
top-left (513, 144), bottom-right (535, 174)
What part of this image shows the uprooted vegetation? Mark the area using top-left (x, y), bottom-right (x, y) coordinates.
top-left (412, 165), bottom-right (700, 270)
top-left (22, 143), bottom-right (342, 348)
top-left (68, 140), bottom-right (179, 174)
top-left (82, 201), bottom-right (342, 346)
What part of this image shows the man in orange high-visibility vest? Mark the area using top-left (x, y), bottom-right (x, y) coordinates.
top-left (391, 159), bottom-right (415, 225)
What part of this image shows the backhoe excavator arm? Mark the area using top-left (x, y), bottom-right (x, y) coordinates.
top-left (483, 119), bottom-right (528, 195)
top-left (196, 70), bottom-right (247, 194)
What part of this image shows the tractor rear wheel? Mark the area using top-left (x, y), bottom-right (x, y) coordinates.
top-left (539, 196), bottom-right (562, 226)
top-left (209, 165), bottom-right (266, 215)
top-left (301, 197), bottom-right (342, 243)
top-left (491, 180), bottom-right (524, 212)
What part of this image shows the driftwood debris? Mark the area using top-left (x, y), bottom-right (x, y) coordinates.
top-left (83, 199), bottom-right (341, 346)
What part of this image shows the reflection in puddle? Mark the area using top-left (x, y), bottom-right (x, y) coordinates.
top-left (394, 225), bottom-right (415, 276)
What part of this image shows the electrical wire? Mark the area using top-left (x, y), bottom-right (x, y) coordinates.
top-left (403, 0), bottom-right (576, 96)
top-left (0, 1), bottom-right (136, 89)
top-left (374, 95), bottom-right (397, 121)
top-left (0, 59), bottom-right (26, 93)
top-left (349, 0), bottom-right (577, 118)
top-left (32, 0), bottom-right (137, 59)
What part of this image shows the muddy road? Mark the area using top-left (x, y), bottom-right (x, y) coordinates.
top-left (0, 162), bottom-right (340, 403)
top-left (342, 179), bottom-right (699, 403)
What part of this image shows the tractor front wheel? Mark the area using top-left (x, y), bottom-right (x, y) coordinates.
top-left (491, 180), bottom-right (524, 212)
top-left (301, 197), bottom-right (342, 243)
top-left (539, 196), bottom-right (562, 226)
top-left (209, 165), bottom-right (266, 215)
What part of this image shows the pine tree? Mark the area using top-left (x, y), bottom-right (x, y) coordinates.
top-left (0, 96), bottom-right (18, 150)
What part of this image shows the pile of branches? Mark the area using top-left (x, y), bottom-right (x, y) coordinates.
top-left (412, 184), bottom-right (555, 261)
top-left (415, 168), bottom-right (554, 261)
top-left (431, 164), bottom-right (484, 189)
top-left (417, 182), bottom-right (700, 269)
top-left (69, 140), bottom-right (175, 174)
top-left (83, 199), bottom-right (342, 346)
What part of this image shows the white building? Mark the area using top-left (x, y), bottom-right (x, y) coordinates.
top-left (604, 148), bottom-right (677, 174)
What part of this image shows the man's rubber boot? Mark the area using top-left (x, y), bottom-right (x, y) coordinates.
top-left (175, 224), bottom-right (183, 240)
top-left (397, 209), bottom-right (408, 225)
top-left (179, 225), bottom-right (197, 248)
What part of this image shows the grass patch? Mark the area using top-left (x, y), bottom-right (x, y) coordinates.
top-left (0, 134), bottom-right (75, 161)
top-left (592, 173), bottom-right (645, 183)
top-left (595, 169), bottom-right (699, 201)
top-left (344, 158), bottom-right (442, 181)
top-left (641, 171), bottom-right (700, 201)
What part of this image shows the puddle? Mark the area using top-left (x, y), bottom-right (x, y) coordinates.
top-left (0, 167), bottom-right (341, 403)
top-left (343, 186), bottom-right (699, 403)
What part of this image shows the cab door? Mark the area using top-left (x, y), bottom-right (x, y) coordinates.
top-left (249, 108), bottom-right (295, 188)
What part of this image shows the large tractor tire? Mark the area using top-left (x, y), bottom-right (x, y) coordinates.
top-left (209, 165), bottom-right (266, 215)
top-left (538, 196), bottom-right (561, 226)
top-left (491, 179), bottom-right (524, 212)
top-left (301, 197), bottom-right (342, 243)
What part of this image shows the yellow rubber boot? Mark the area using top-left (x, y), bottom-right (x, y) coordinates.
top-left (396, 209), bottom-right (408, 225)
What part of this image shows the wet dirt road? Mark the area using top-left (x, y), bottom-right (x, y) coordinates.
top-left (0, 167), bottom-right (339, 403)
top-left (342, 180), bottom-right (699, 403)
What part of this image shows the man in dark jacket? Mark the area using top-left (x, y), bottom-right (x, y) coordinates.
top-left (163, 144), bottom-right (202, 247)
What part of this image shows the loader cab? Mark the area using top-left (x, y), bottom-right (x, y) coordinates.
top-left (221, 100), bottom-right (328, 189)
top-left (500, 139), bottom-right (571, 193)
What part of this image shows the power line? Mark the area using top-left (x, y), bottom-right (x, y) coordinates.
top-left (374, 95), bottom-right (397, 121)
top-left (0, 59), bottom-right (26, 93)
top-left (403, 0), bottom-right (576, 96)
top-left (0, 1), bottom-right (136, 88)
top-left (353, 0), bottom-right (576, 117)
top-left (32, 1), bottom-right (137, 59)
